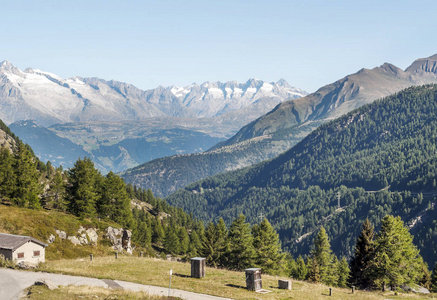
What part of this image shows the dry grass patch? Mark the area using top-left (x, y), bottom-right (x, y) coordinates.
top-left (23, 285), bottom-right (180, 300)
top-left (39, 256), bottom-right (435, 300)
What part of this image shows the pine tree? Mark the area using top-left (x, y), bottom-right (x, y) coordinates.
top-left (46, 171), bottom-right (66, 210)
top-left (431, 263), bottom-right (437, 293)
top-left (0, 147), bottom-right (15, 200)
top-left (98, 172), bottom-right (133, 227)
top-left (226, 214), bottom-right (255, 270)
top-left (337, 257), bottom-right (350, 288)
top-left (294, 255), bottom-right (308, 280)
top-left (12, 143), bottom-right (42, 208)
top-left (310, 227), bottom-right (335, 284)
top-left (178, 228), bottom-right (190, 255)
top-left (188, 230), bottom-right (202, 256)
top-left (152, 217), bottom-right (165, 246)
top-left (67, 157), bottom-right (99, 218)
top-left (349, 219), bottom-right (375, 289)
top-left (252, 218), bottom-right (283, 274)
top-left (164, 225), bottom-right (180, 254)
top-left (202, 218), bottom-right (228, 267)
top-left (308, 257), bottom-right (321, 283)
top-left (369, 215), bottom-right (423, 290)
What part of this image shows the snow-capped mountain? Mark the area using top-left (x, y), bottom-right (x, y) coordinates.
top-left (0, 60), bottom-right (307, 126)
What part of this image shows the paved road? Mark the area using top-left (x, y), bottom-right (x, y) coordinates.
top-left (0, 268), bottom-right (232, 300)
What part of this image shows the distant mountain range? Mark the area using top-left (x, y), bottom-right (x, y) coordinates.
top-left (0, 60), bottom-right (306, 126)
top-left (121, 54), bottom-right (437, 197)
top-left (0, 60), bottom-right (306, 172)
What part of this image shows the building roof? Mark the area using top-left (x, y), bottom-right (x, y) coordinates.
top-left (0, 233), bottom-right (48, 251)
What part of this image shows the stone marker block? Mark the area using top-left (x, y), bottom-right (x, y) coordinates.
top-left (278, 279), bottom-right (291, 290)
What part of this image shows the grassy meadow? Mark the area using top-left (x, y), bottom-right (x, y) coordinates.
top-left (39, 256), bottom-right (436, 300)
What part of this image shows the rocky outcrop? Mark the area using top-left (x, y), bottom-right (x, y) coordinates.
top-left (51, 226), bottom-right (131, 253)
top-left (104, 226), bottom-right (132, 254)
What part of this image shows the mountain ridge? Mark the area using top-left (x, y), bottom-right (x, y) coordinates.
top-left (121, 54), bottom-right (437, 197)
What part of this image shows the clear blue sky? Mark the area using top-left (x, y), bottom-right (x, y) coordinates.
top-left (1, 0), bottom-right (437, 93)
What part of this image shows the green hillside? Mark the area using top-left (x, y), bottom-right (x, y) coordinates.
top-left (166, 84), bottom-right (437, 268)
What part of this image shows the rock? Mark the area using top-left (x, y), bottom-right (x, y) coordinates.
top-left (78, 233), bottom-right (88, 245)
top-left (34, 278), bottom-right (58, 290)
top-left (122, 229), bottom-right (132, 254)
top-left (55, 230), bottom-right (66, 239)
top-left (78, 226), bottom-right (85, 234)
top-left (47, 234), bottom-right (55, 244)
top-left (16, 261), bottom-right (36, 270)
top-left (67, 236), bottom-right (81, 246)
top-left (105, 226), bottom-right (132, 254)
top-left (86, 228), bottom-right (99, 245)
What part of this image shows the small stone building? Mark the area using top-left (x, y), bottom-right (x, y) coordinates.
top-left (0, 233), bottom-right (47, 264)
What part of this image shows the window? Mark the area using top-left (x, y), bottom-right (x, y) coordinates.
top-left (33, 250), bottom-right (40, 257)
top-left (17, 252), bottom-right (24, 259)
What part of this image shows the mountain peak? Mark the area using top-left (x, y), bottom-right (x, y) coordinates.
top-left (0, 60), bottom-right (14, 70)
top-left (276, 78), bottom-right (291, 88)
top-left (405, 53), bottom-right (437, 74)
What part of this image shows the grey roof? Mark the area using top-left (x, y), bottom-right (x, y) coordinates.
top-left (0, 233), bottom-right (48, 251)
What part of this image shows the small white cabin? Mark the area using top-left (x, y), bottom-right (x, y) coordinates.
top-left (0, 233), bottom-right (47, 264)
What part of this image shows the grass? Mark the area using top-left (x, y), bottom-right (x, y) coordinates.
top-left (23, 285), bottom-right (182, 300)
top-left (0, 205), bottom-right (118, 260)
top-left (39, 256), bottom-right (437, 300)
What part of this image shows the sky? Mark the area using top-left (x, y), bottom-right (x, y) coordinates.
top-left (1, 0), bottom-right (437, 93)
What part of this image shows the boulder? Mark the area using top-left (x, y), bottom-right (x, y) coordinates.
top-left (86, 228), bottom-right (99, 245)
top-left (67, 236), bottom-right (81, 246)
top-left (55, 230), bottom-right (66, 240)
top-left (47, 234), bottom-right (55, 244)
top-left (16, 261), bottom-right (36, 270)
top-left (34, 278), bottom-right (58, 290)
top-left (105, 226), bottom-right (132, 254)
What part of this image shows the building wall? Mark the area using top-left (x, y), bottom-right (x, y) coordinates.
top-left (0, 248), bottom-right (13, 260)
top-left (13, 241), bottom-right (45, 264)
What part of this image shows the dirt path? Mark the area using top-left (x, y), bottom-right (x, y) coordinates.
top-left (0, 268), bottom-right (233, 300)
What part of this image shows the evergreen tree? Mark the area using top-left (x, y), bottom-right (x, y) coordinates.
top-left (252, 218), bottom-right (283, 274)
top-left (431, 263), bottom-right (437, 293)
top-left (178, 227), bottom-right (190, 255)
top-left (226, 214), bottom-right (255, 270)
top-left (67, 157), bottom-right (99, 218)
top-left (369, 215), bottom-right (423, 290)
top-left (202, 219), bottom-right (228, 267)
top-left (98, 172), bottom-right (133, 227)
top-left (188, 230), bottom-right (202, 256)
top-left (308, 257), bottom-right (321, 283)
top-left (420, 262), bottom-right (432, 290)
top-left (294, 255), bottom-right (308, 280)
top-left (0, 147), bottom-right (15, 200)
top-left (349, 219), bottom-right (375, 289)
top-left (45, 171), bottom-right (66, 210)
top-left (337, 257), bottom-right (350, 288)
top-left (152, 217), bottom-right (165, 246)
top-left (12, 143), bottom-right (41, 208)
top-left (310, 227), bottom-right (335, 284)
top-left (164, 225), bottom-right (180, 254)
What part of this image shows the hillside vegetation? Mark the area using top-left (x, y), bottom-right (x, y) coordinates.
top-left (166, 84), bottom-right (437, 268)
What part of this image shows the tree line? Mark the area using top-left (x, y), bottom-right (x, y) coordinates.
top-left (289, 216), bottom-right (437, 292)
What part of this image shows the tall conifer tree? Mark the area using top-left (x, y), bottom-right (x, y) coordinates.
top-left (226, 214), bottom-right (255, 270)
top-left (67, 157), bottom-right (99, 218)
top-left (349, 219), bottom-right (375, 289)
top-left (252, 218), bottom-right (283, 274)
top-left (369, 215), bottom-right (423, 290)
top-left (310, 226), bottom-right (335, 284)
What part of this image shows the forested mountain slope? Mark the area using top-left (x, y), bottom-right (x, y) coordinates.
top-left (122, 54), bottom-right (437, 197)
top-left (166, 84), bottom-right (437, 267)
